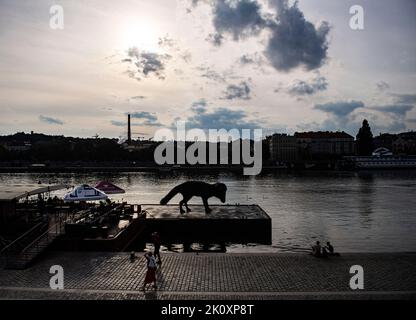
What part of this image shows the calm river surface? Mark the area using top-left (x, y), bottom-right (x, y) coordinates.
top-left (1, 170), bottom-right (416, 253)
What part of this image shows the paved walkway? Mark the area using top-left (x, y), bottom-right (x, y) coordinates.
top-left (1, 252), bottom-right (415, 299)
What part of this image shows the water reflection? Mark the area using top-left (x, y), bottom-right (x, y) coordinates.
top-left (357, 172), bottom-right (375, 228)
top-left (1, 170), bottom-right (416, 253)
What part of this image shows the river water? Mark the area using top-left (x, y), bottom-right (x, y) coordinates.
top-left (1, 170), bottom-right (415, 253)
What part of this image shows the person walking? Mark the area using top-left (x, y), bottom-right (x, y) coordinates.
top-left (141, 251), bottom-right (157, 291)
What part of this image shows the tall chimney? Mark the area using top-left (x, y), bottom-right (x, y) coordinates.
top-left (127, 113), bottom-right (132, 144)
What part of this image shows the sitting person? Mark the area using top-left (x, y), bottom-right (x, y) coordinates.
top-left (325, 242), bottom-right (340, 256)
top-left (311, 241), bottom-right (322, 257)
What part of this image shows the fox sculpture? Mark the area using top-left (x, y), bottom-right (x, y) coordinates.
top-left (160, 181), bottom-right (227, 214)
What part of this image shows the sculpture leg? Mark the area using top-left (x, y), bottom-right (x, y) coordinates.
top-left (202, 197), bottom-right (211, 213)
top-left (179, 199), bottom-right (185, 214)
top-left (183, 195), bottom-right (192, 212)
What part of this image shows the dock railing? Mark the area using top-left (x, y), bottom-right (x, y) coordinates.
top-left (0, 214), bottom-right (67, 269)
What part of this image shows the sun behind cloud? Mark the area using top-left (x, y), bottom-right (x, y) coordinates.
top-left (118, 18), bottom-right (161, 52)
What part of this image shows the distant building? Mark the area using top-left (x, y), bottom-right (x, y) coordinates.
top-left (294, 131), bottom-right (355, 158)
top-left (269, 131), bottom-right (354, 163)
top-left (123, 140), bottom-right (156, 152)
top-left (373, 133), bottom-right (396, 151)
top-left (3, 141), bottom-right (32, 152)
top-left (393, 132), bottom-right (416, 155)
top-left (269, 134), bottom-right (298, 163)
top-left (373, 131), bottom-right (416, 155)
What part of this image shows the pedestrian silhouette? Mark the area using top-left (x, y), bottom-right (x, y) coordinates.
top-left (152, 232), bottom-right (162, 265)
top-left (141, 252), bottom-right (157, 291)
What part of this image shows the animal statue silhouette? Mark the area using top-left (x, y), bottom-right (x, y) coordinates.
top-left (160, 181), bottom-right (227, 214)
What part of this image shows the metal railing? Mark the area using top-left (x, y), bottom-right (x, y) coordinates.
top-left (1, 214), bottom-right (67, 269)
top-left (0, 222), bottom-right (47, 255)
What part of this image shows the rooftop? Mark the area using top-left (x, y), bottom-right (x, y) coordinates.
top-left (295, 131), bottom-right (353, 139)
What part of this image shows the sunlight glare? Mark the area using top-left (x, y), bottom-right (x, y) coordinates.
top-left (120, 19), bottom-right (160, 52)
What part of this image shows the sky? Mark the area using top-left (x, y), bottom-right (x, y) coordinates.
top-left (0, 0), bottom-right (415, 139)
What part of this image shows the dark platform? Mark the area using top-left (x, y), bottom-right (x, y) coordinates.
top-left (53, 204), bottom-right (272, 252)
top-left (139, 204), bottom-right (272, 245)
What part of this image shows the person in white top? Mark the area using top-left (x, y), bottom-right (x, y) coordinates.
top-left (141, 251), bottom-right (157, 291)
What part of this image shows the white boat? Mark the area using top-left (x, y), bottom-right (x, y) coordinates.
top-left (64, 184), bottom-right (108, 202)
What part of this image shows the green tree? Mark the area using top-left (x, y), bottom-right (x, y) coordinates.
top-left (356, 119), bottom-right (374, 156)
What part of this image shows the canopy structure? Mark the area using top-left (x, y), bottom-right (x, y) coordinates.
top-left (95, 181), bottom-right (125, 194)
top-left (64, 184), bottom-right (108, 202)
top-left (0, 184), bottom-right (69, 202)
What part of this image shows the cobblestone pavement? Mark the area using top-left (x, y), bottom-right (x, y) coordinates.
top-left (0, 252), bottom-right (415, 299)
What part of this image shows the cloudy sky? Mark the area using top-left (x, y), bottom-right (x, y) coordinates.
top-left (1, 0), bottom-right (415, 139)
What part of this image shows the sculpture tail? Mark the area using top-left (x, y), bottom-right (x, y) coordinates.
top-left (160, 186), bottom-right (180, 205)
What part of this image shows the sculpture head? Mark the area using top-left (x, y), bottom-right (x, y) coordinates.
top-left (214, 183), bottom-right (227, 203)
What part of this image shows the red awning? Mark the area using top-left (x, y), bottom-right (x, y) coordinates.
top-left (95, 181), bottom-right (125, 194)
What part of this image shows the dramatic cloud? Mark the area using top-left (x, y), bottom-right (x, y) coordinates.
top-left (314, 101), bottom-right (364, 117)
top-left (129, 111), bottom-right (162, 126)
top-left (287, 75), bottom-right (328, 96)
top-left (157, 35), bottom-right (176, 48)
top-left (239, 52), bottom-right (265, 68)
top-left (126, 47), bottom-right (140, 59)
top-left (191, 99), bottom-right (208, 113)
top-left (312, 100), bottom-right (365, 134)
top-left (125, 47), bottom-right (171, 79)
top-left (111, 120), bottom-right (127, 127)
top-left (391, 93), bottom-right (416, 105)
top-left (222, 81), bottom-right (251, 100)
top-left (189, 0), bottom-right (207, 9)
top-left (351, 111), bottom-right (408, 134)
top-left (371, 105), bottom-right (414, 116)
top-left (112, 112), bottom-right (162, 127)
top-left (141, 53), bottom-right (170, 77)
top-left (240, 53), bottom-right (256, 64)
top-left (206, 32), bottom-right (224, 46)
top-left (315, 101), bottom-right (413, 135)
top-left (265, 0), bottom-right (330, 71)
top-left (198, 0), bottom-right (330, 72)
top-left (212, 0), bottom-right (266, 41)
top-left (188, 107), bottom-right (261, 130)
top-left (197, 65), bottom-right (227, 83)
top-left (376, 81), bottom-right (390, 91)
top-left (39, 115), bottom-right (64, 125)
top-left (184, 100), bottom-right (262, 130)
top-left (130, 111), bottom-right (158, 121)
